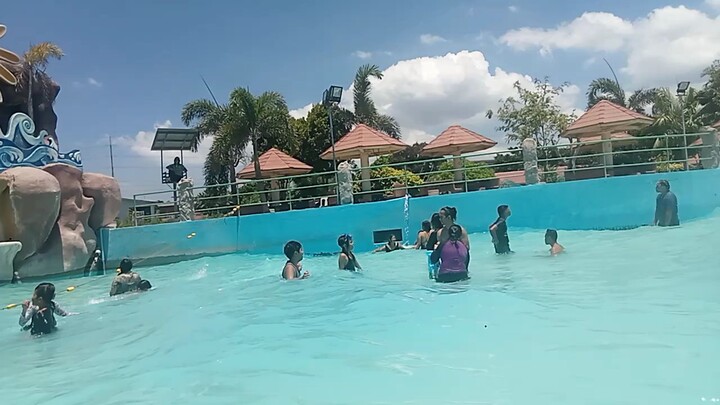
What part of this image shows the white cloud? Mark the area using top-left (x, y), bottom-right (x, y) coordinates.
top-left (706, 0), bottom-right (720, 11)
top-left (352, 50), bottom-right (373, 59)
top-left (87, 77), bottom-right (102, 87)
top-left (115, 120), bottom-right (212, 166)
top-left (289, 103), bottom-right (313, 119)
top-left (286, 51), bottom-right (582, 146)
top-left (419, 34), bottom-right (447, 45)
top-left (500, 6), bottom-right (720, 87)
top-left (508, 5), bottom-right (519, 13)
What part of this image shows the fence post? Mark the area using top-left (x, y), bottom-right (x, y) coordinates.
top-left (522, 138), bottom-right (539, 184)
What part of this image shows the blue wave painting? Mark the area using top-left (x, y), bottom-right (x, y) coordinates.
top-left (0, 113), bottom-right (82, 173)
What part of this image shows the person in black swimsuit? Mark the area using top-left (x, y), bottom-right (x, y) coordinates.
top-left (425, 213), bottom-right (442, 251)
top-left (282, 241), bottom-right (309, 280)
top-left (338, 234), bottom-right (362, 271)
top-left (414, 220), bottom-right (432, 249)
top-left (489, 205), bottom-right (512, 254)
top-left (373, 234), bottom-right (405, 253)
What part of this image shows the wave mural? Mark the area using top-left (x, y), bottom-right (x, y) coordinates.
top-left (0, 112), bottom-right (82, 172)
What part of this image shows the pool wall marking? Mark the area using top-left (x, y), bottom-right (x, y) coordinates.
top-left (102, 169), bottom-right (720, 266)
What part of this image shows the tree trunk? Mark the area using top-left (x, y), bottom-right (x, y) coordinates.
top-left (251, 130), bottom-right (268, 206)
top-left (27, 67), bottom-right (34, 120)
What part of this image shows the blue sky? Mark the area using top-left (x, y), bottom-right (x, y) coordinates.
top-left (2, 0), bottom-right (719, 197)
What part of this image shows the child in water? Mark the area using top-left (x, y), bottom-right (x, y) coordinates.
top-left (282, 241), bottom-right (310, 280)
top-left (544, 229), bottom-right (564, 255)
top-left (489, 205), bottom-right (512, 254)
top-left (19, 283), bottom-right (69, 336)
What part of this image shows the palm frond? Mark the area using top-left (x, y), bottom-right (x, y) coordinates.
top-left (353, 64), bottom-right (382, 119)
top-left (181, 99), bottom-right (226, 150)
top-left (23, 42), bottom-right (64, 71)
top-left (586, 77), bottom-right (626, 108)
top-left (627, 88), bottom-right (658, 114)
top-left (372, 114), bottom-right (401, 139)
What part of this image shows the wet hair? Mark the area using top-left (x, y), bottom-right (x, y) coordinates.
top-left (497, 205), bottom-right (509, 217)
top-left (34, 282), bottom-right (56, 303)
top-left (440, 206), bottom-right (457, 221)
top-left (430, 213), bottom-right (442, 230)
top-left (658, 179), bottom-right (670, 190)
top-left (284, 241), bottom-right (302, 260)
top-left (421, 220), bottom-right (431, 233)
top-left (448, 225), bottom-right (462, 241)
top-left (338, 234), bottom-right (353, 254)
top-left (119, 258), bottom-right (133, 274)
top-left (545, 229), bottom-right (558, 242)
top-left (138, 280), bottom-right (152, 291)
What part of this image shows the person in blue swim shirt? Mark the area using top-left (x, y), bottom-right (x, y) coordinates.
top-left (430, 224), bottom-right (469, 283)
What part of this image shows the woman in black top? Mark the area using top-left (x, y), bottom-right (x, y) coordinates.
top-left (338, 234), bottom-right (362, 271)
top-left (489, 205), bottom-right (512, 254)
top-left (373, 234), bottom-right (405, 253)
top-left (425, 213), bottom-right (443, 251)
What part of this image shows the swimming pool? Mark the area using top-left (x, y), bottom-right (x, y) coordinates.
top-left (2, 212), bottom-right (719, 404)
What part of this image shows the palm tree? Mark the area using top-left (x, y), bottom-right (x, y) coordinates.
top-left (22, 42), bottom-right (63, 119)
top-left (586, 77), bottom-right (657, 113)
top-left (352, 64), bottom-right (401, 138)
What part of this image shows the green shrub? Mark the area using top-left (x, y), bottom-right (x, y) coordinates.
top-left (354, 166), bottom-right (424, 192)
top-left (427, 159), bottom-right (495, 182)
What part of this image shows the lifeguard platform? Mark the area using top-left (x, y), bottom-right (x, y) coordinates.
top-left (150, 128), bottom-right (198, 184)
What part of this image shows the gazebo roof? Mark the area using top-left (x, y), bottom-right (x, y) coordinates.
top-left (563, 100), bottom-right (653, 138)
top-left (320, 124), bottom-right (407, 160)
top-left (236, 148), bottom-right (312, 179)
top-left (421, 125), bottom-right (497, 156)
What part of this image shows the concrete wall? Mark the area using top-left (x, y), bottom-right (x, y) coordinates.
top-left (102, 169), bottom-right (720, 266)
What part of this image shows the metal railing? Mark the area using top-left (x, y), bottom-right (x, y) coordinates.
top-left (126, 131), bottom-right (718, 227)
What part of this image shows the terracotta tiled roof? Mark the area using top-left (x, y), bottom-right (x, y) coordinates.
top-left (421, 125), bottom-right (497, 156)
top-left (236, 148), bottom-right (311, 179)
top-left (563, 100), bottom-right (653, 138)
top-left (320, 124), bottom-right (407, 160)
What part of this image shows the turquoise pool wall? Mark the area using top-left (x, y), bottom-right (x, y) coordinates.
top-left (102, 169), bottom-right (720, 265)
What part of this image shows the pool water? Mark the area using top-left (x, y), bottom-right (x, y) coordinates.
top-left (2, 213), bottom-right (720, 404)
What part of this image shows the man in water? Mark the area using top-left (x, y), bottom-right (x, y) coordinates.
top-left (489, 205), bottom-right (512, 254)
top-left (654, 179), bottom-right (679, 227)
top-left (109, 259), bottom-right (143, 296)
top-left (544, 229), bottom-right (564, 255)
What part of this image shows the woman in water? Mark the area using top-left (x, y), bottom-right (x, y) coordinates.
top-left (431, 224), bottom-right (469, 283)
top-left (425, 213), bottom-right (443, 251)
top-left (414, 220), bottom-right (432, 249)
top-left (373, 234), bottom-right (405, 253)
top-left (338, 234), bottom-right (362, 271)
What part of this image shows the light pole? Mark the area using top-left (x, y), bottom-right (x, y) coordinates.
top-left (677, 81), bottom-right (690, 170)
top-left (323, 85), bottom-right (343, 202)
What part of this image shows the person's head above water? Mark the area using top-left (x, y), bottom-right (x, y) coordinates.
top-left (118, 259), bottom-right (133, 274)
top-left (545, 229), bottom-right (558, 245)
top-left (448, 224), bottom-right (463, 242)
top-left (33, 282), bottom-right (56, 307)
top-left (338, 234), bottom-right (354, 252)
top-left (284, 240), bottom-right (303, 263)
top-left (439, 206), bottom-right (457, 226)
top-left (497, 204), bottom-right (511, 218)
top-left (656, 179), bottom-right (670, 193)
top-left (388, 234), bottom-right (398, 245)
top-left (430, 213), bottom-right (442, 230)
top-left (421, 220), bottom-right (431, 233)
top-left (138, 280), bottom-right (152, 291)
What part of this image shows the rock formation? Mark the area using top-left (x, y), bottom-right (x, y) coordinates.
top-left (0, 164), bottom-right (121, 280)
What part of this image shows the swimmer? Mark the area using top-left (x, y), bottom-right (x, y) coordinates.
top-left (109, 259), bottom-right (143, 296)
top-left (654, 179), bottom-right (679, 227)
top-left (373, 234), bottom-right (405, 253)
top-left (489, 205), bottom-right (512, 254)
top-left (425, 213), bottom-right (442, 251)
top-left (19, 283), bottom-right (70, 336)
top-left (431, 224), bottom-right (469, 283)
top-left (437, 206), bottom-right (470, 256)
top-left (138, 280), bottom-right (153, 291)
top-left (414, 220), bottom-right (432, 249)
top-left (282, 241), bottom-right (309, 280)
top-left (338, 234), bottom-right (362, 271)
top-left (545, 229), bottom-right (564, 255)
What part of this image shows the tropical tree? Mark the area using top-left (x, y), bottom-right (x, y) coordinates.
top-left (295, 103), bottom-right (354, 172)
top-left (488, 77), bottom-right (575, 148)
top-left (586, 77), bottom-right (657, 113)
top-left (352, 64), bottom-right (400, 138)
top-left (22, 42), bottom-right (63, 119)
top-left (697, 59), bottom-right (720, 126)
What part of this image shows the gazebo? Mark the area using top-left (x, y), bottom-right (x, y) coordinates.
top-left (320, 124), bottom-right (407, 193)
top-left (421, 125), bottom-right (497, 181)
top-left (236, 148), bottom-right (312, 204)
top-left (571, 132), bottom-right (638, 154)
top-left (562, 100), bottom-right (653, 175)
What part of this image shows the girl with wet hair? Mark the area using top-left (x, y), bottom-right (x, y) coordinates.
top-left (338, 234), bottom-right (362, 271)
